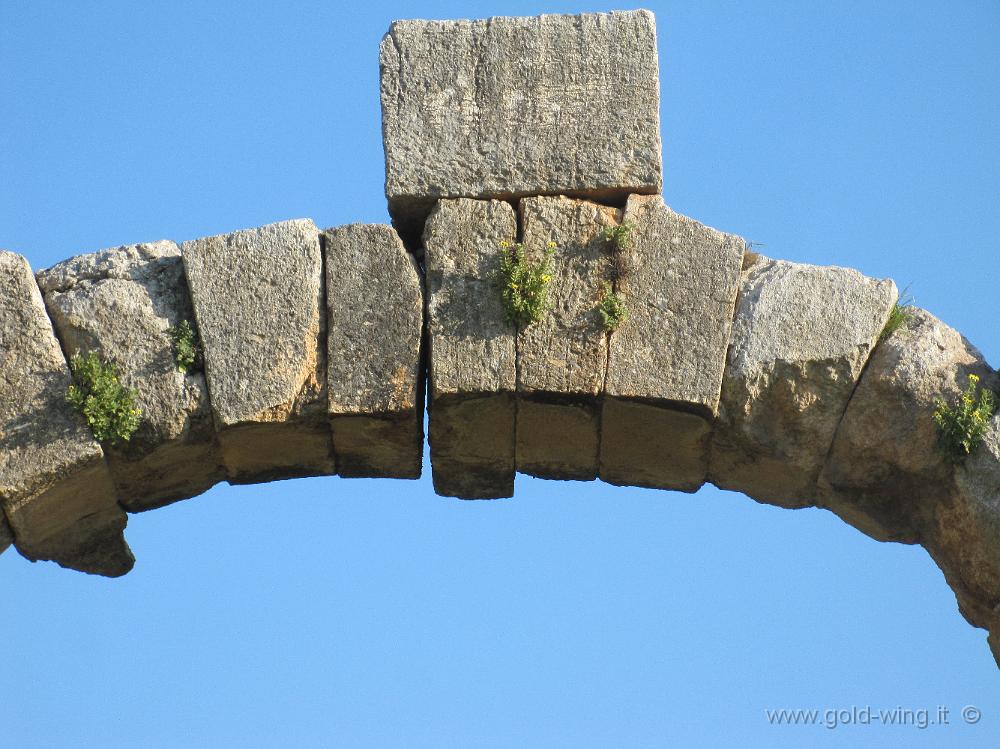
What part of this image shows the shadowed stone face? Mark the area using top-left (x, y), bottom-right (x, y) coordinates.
top-left (37, 241), bottom-right (225, 511)
top-left (601, 195), bottom-right (745, 492)
top-left (423, 198), bottom-right (517, 498)
top-left (380, 10), bottom-right (663, 240)
top-left (181, 219), bottom-right (334, 484)
top-left (711, 254), bottom-right (897, 507)
top-left (0, 250), bottom-right (133, 576)
top-left (324, 224), bottom-right (424, 479)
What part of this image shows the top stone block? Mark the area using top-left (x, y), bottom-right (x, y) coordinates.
top-left (380, 10), bottom-right (663, 241)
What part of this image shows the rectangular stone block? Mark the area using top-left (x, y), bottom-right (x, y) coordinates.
top-left (324, 224), bottom-right (424, 478)
top-left (601, 195), bottom-right (745, 491)
top-left (181, 220), bottom-right (334, 483)
top-left (423, 198), bottom-right (517, 498)
top-left (516, 196), bottom-right (616, 480)
top-left (0, 250), bottom-right (133, 576)
top-left (37, 241), bottom-right (226, 511)
top-left (710, 254), bottom-right (897, 507)
top-left (380, 10), bottom-right (663, 241)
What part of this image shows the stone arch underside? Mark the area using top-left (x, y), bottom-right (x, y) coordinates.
top-left (2, 9), bottom-right (998, 670)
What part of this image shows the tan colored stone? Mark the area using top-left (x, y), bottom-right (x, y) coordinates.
top-left (601, 195), bottom-right (745, 491)
top-left (711, 254), bottom-right (897, 507)
top-left (324, 224), bottom-right (423, 478)
top-left (0, 250), bottom-right (133, 576)
top-left (380, 10), bottom-right (662, 241)
top-left (181, 219), bottom-right (334, 483)
top-left (819, 308), bottom-right (995, 542)
top-left (516, 196), bottom-right (615, 480)
top-left (37, 241), bottom-right (225, 511)
top-left (423, 199), bottom-right (517, 498)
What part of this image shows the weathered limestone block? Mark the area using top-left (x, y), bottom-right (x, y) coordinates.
top-left (927, 413), bottom-right (1000, 663)
top-left (324, 224), bottom-right (423, 478)
top-left (424, 198), bottom-right (517, 498)
top-left (37, 242), bottom-right (225, 511)
top-left (181, 220), bottom-right (334, 483)
top-left (711, 254), bottom-right (897, 507)
top-left (516, 196), bottom-right (616, 480)
top-left (819, 308), bottom-right (996, 542)
top-left (380, 10), bottom-right (663, 240)
top-left (602, 195), bottom-right (745, 491)
top-left (0, 250), bottom-right (133, 576)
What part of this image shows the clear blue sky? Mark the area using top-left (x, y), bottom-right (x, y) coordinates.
top-left (2, 1), bottom-right (998, 746)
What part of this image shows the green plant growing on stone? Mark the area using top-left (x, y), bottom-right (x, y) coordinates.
top-left (933, 374), bottom-right (996, 461)
top-left (496, 240), bottom-right (555, 328)
top-left (602, 221), bottom-right (633, 253)
top-left (598, 282), bottom-right (628, 332)
top-left (66, 351), bottom-right (142, 444)
top-left (167, 319), bottom-right (202, 374)
top-left (879, 289), bottom-right (915, 344)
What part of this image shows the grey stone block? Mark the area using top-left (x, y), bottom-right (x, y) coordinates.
top-left (516, 196), bottom-right (616, 480)
top-left (324, 224), bottom-right (424, 478)
top-left (181, 219), bottom-right (334, 483)
top-left (601, 195), bottom-right (745, 491)
top-left (0, 512), bottom-right (13, 556)
top-left (0, 250), bottom-right (133, 576)
top-left (380, 10), bottom-right (663, 241)
top-left (37, 241), bottom-right (226, 511)
top-left (711, 254), bottom-right (897, 507)
top-left (423, 198), bottom-right (517, 498)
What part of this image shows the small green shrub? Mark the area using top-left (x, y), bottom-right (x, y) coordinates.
top-left (66, 351), bottom-right (142, 444)
top-left (598, 283), bottom-right (628, 332)
top-left (933, 374), bottom-right (996, 461)
top-left (496, 241), bottom-right (555, 328)
top-left (602, 222), bottom-right (633, 253)
top-left (167, 319), bottom-right (202, 373)
top-left (879, 289), bottom-right (915, 344)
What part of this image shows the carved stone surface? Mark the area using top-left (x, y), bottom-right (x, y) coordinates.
top-left (710, 254), bottom-right (897, 507)
top-left (423, 198), bottom-right (517, 498)
top-left (324, 224), bottom-right (424, 478)
top-left (0, 250), bottom-right (133, 576)
top-left (601, 195), bottom-right (745, 491)
top-left (181, 219), bottom-right (334, 483)
top-left (516, 196), bottom-right (615, 480)
top-left (37, 241), bottom-right (225, 511)
top-left (380, 10), bottom-right (663, 240)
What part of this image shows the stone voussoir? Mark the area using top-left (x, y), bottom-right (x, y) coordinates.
top-left (819, 307), bottom-right (997, 543)
top-left (516, 195), bottom-right (617, 481)
top-left (380, 10), bottom-right (663, 242)
top-left (324, 223), bottom-right (424, 479)
top-left (601, 194), bottom-right (745, 492)
top-left (711, 253), bottom-right (898, 508)
top-left (37, 241), bottom-right (226, 512)
top-left (0, 250), bottom-right (133, 576)
top-left (181, 219), bottom-right (334, 484)
top-left (423, 198), bottom-right (517, 499)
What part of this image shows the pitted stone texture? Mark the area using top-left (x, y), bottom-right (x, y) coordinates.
top-left (0, 513), bottom-right (13, 555)
top-left (516, 196), bottom-right (616, 480)
top-left (380, 10), bottom-right (663, 240)
top-left (181, 219), bottom-right (333, 483)
top-left (601, 195), bottom-right (745, 491)
top-left (324, 224), bottom-right (423, 478)
top-left (424, 199), bottom-right (517, 498)
top-left (711, 254), bottom-right (897, 508)
top-left (928, 414), bottom-right (1000, 649)
top-left (0, 250), bottom-right (133, 576)
top-left (820, 308), bottom-right (996, 543)
top-left (37, 242), bottom-right (225, 511)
